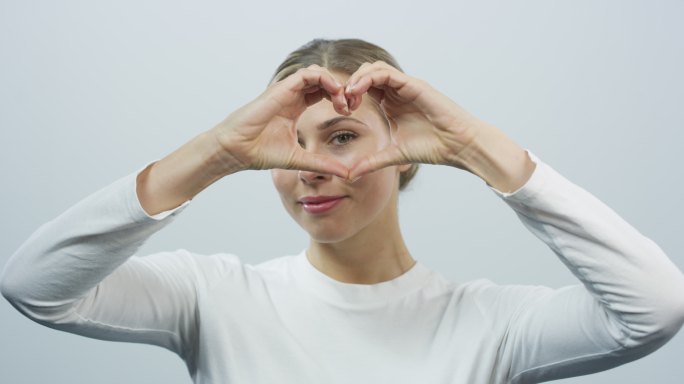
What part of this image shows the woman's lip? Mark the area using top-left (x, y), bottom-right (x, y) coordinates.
top-left (299, 196), bottom-right (346, 214)
top-left (298, 195), bottom-right (346, 204)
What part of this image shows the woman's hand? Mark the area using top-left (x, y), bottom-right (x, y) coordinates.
top-left (344, 61), bottom-right (535, 192)
top-left (138, 65), bottom-right (356, 216)
top-left (344, 61), bottom-right (485, 180)
top-left (212, 65), bottom-right (351, 178)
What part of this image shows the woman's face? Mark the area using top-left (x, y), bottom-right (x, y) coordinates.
top-left (271, 76), bottom-right (408, 243)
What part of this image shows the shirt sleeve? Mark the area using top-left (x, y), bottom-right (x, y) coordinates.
top-left (0, 164), bottom-right (199, 361)
top-left (486, 150), bottom-right (684, 383)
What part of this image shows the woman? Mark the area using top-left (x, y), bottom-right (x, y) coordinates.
top-left (2, 38), bottom-right (683, 383)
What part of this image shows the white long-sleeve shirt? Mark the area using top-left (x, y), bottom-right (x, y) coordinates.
top-left (2, 151), bottom-right (683, 383)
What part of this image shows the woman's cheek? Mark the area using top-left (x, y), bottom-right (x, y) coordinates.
top-left (270, 169), bottom-right (297, 193)
top-left (329, 137), bottom-right (387, 169)
top-left (332, 149), bottom-right (361, 169)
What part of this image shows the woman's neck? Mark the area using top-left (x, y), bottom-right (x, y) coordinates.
top-left (306, 201), bottom-right (415, 285)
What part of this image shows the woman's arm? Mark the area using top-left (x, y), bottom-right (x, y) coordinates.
top-left (343, 61), bottom-right (535, 191)
top-left (0, 167), bottom-right (201, 357)
top-left (443, 111), bottom-right (684, 382)
top-left (481, 149), bottom-right (684, 382)
top-left (138, 64), bottom-right (354, 216)
top-left (0, 65), bottom-right (352, 356)
top-left (344, 61), bottom-right (684, 381)
top-left (135, 130), bottom-right (240, 216)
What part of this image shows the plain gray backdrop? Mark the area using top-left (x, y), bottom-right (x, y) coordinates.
top-left (1, 0), bottom-right (682, 383)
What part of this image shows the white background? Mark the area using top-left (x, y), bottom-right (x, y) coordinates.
top-left (1, 0), bottom-right (682, 382)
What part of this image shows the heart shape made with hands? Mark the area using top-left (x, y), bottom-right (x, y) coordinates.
top-left (297, 82), bottom-right (411, 183)
top-left (328, 68), bottom-right (467, 182)
top-left (340, 61), bottom-right (483, 179)
top-left (295, 84), bottom-right (427, 181)
top-left (235, 62), bottom-right (476, 183)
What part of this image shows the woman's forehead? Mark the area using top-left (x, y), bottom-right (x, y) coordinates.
top-left (296, 98), bottom-right (387, 135)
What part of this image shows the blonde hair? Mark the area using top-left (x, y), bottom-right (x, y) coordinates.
top-left (271, 38), bottom-right (419, 191)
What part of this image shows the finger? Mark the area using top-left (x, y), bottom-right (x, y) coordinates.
top-left (345, 61), bottom-right (398, 94)
top-left (347, 146), bottom-right (407, 181)
top-left (347, 93), bottom-right (360, 111)
top-left (348, 83), bottom-right (385, 111)
top-left (290, 67), bottom-right (349, 114)
top-left (366, 87), bottom-right (385, 106)
top-left (304, 89), bottom-right (326, 106)
top-left (287, 65), bottom-right (341, 93)
top-left (316, 88), bottom-right (351, 115)
top-left (345, 95), bottom-right (354, 109)
top-left (301, 84), bottom-right (320, 94)
top-left (291, 150), bottom-right (350, 179)
top-left (348, 69), bottom-right (411, 101)
top-left (345, 94), bottom-right (358, 112)
top-left (345, 61), bottom-right (377, 92)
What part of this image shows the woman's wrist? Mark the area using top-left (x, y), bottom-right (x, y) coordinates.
top-left (206, 128), bottom-right (250, 177)
top-left (455, 122), bottom-right (536, 193)
top-left (136, 130), bottom-right (245, 216)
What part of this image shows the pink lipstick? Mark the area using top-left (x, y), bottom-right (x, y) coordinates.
top-left (299, 196), bottom-right (346, 214)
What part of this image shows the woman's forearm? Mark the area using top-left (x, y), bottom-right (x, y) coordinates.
top-left (136, 129), bottom-right (245, 216)
top-left (457, 122), bottom-right (537, 193)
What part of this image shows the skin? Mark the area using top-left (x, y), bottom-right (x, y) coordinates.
top-left (271, 73), bottom-right (415, 283)
top-left (136, 63), bottom-right (535, 284)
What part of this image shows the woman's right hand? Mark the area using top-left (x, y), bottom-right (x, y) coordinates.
top-left (137, 65), bottom-right (351, 215)
top-left (211, 65), bottom-right (351, 179)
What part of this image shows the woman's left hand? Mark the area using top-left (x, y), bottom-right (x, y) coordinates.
top-left (345, 61), bottom-right (536, 193)
top-left (344, 61), bottom-right (485, 180)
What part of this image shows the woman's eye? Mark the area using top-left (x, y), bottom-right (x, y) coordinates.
top-left (330, 131), bottom-right (357, 146)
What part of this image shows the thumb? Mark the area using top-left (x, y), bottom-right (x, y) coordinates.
top-left (291, 150), bottom-right (350, 179)
top-left (348, 146), bottom-right (406, 182)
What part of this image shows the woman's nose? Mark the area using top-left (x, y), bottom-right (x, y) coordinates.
top-left (298, 170), bottom-right (331, 184)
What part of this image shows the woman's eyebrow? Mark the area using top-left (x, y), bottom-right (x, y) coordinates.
top-left (318, 117), bottom-right (368, 130)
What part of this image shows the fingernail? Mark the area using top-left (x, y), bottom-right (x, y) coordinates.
top-left (346, 83), bottom-right (353, 93)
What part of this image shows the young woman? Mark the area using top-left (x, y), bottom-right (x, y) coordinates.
top-left (2, 39), bottom-right (683, 383)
